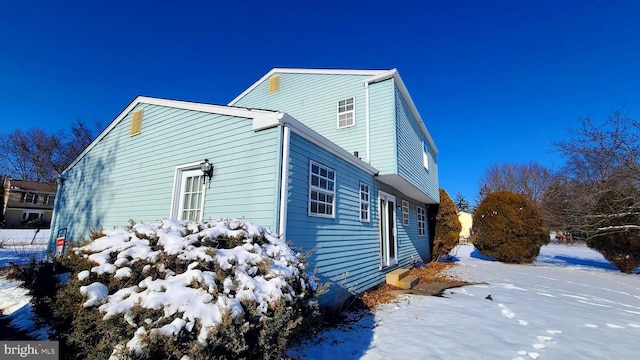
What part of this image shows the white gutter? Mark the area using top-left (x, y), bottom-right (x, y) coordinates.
top-left (364, 81), bottom-right (371, 163)
top-left (277, 124), bottom-right (291, 240)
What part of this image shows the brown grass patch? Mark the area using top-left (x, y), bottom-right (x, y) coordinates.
top-left (360, 262), bottom-right (459, 309)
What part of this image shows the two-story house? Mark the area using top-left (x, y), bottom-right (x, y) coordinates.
top-left (2, 176), bottom-right (56, 228)
top-left (47, 68), bottom-right (439, 304)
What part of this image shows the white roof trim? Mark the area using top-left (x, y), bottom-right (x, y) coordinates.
top-left (228, 68), bottom-right (389, 106)
top-left (276, 113), bottom-right (379, 175)
top-left (63, 96), bottom-right (279, 172)
top-left (364, 70), bottom-right (439, 154)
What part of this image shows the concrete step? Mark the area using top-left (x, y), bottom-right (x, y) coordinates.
top-left (386, 268), bottom-right (410, 286)
top-left (398, 275), bottom-right (419, 290)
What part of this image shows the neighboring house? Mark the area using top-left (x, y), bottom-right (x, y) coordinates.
top-left (458, 210), bottom-right (473, 243)
top-left (2, 176), bottom-right (56, 229)
top-left (47, 68), bottom-right (439, 304)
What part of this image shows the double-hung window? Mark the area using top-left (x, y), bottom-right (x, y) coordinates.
top-left (337, 97), bottom-right (355, 128)
top-left (359, 182), bottom-right (370, 222)
top-left (23, 193), bottom-right (37, 203)
top-left (402, 200), bottom-right (410, 225)
top-left (309, 161), bottom-right (335, 217)
top-left (417, 206), bottom-right (426, 236)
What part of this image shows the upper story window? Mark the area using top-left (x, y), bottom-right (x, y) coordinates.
top-left (359, 182), bottom-right (370, 222)
top-left (402, 200), bottom-right (409, 225)
top-left (422, 141), bottom-right (429, 170)
top-left (337, 97), bottom-right (355, 128)
top-left (45, 195), bottom-right (55, 205)
top-left (22, 193), bottom-right (37, 204)
top-left (309, 160), bottom-right (335, 218)
top-left (417, 206), bottom-right (426, 236)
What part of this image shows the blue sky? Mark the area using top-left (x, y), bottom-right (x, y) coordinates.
top-left (2, 0), bottom-right (639, 204)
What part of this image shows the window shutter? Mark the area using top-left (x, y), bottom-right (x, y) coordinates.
top-left (269, 75), bottom-right (280, 93)
top-left (131, 109), bottom-right (144, 136)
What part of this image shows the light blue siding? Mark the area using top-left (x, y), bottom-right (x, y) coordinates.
top-left (50, 103), bottom-right (282, 244)
top-left (376, 182), bottom-right (432, 268)
top-left (395, 86), bottom-right (440, 202)
top-left (368, 79), bottom-right (397, 173)
top-left (234, 73), bottom-right (370, 160)
top-left (285, 132), bottom-right (381, 304)
top-left (284, 132), bottom-right (431, 304)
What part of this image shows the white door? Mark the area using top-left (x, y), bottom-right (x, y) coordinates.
top-left (175, 169), bottom-right (205, 221)
top-left (379, 191), bottom-right (397, 267)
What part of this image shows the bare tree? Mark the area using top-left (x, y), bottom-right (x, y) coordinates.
top-left (0, 120), bottom-right (97, 181)
top-left (477, 161), bottom-right (553, 206)
top-left (0, 128), bottom-right (61, 181)
top-left (550, 110), bottom-right (640, 272)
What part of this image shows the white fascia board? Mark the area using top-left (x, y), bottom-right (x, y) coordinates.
top-left (64, 96), bottom-right (278, 173)
top-left (276, 113), bottom-right (379, 175)
top-left (364, 70), bottom-right (439, 154)
top-left (228, 68), bottom-right (389, 106)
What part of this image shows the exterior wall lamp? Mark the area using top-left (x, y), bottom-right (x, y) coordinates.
top-left (200, 159), bottom-right (213, 185)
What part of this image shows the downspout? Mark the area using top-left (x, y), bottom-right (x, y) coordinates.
top-left (278, 124), bottom-right (291, 241)
top-left (47, 175), bottom-right (65, 256)
top-left (364, 81), bottom-right (371, 164)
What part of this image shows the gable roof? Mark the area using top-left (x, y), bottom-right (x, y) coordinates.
top-left (64, 96), bottom-right (378, 176)
top-left (64, 96), bottom-right (283, 173)
top-left (228, 68), bottom-right (438, 154)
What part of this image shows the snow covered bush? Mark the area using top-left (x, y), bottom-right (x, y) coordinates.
top-left (433, 188), bottom-right (462, 260)
top-left (473, 191), bottom-right (549, 263)
top-left (56, 219), bottom-right (319, 359)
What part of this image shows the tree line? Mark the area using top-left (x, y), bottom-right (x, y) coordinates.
top-left (471, 110), bottom-right (640, 273)
top-left (0, 120), bottom-right (97, 182)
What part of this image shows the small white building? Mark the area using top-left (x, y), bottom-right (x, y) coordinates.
top-left (458, 211), bottom-right (473, 243)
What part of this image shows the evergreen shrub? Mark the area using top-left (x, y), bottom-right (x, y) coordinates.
top-left (433, 188), bottom-right (462, 260)
top-left (14, 219), bottom-right (320, 360)
top-left (473, 191), bottom-right (549, 263)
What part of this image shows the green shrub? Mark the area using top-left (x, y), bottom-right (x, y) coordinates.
top-left (473, 191), bottom-right (549, 263)
top-left (433, 188), bottom-right (462, 260)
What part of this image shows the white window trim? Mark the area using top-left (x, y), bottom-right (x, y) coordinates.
top-left (24, 192), bottom-right (37, 204)
top-left (308, 160), bottom-right (336, 218)
top-left (337, 97), bottom-right (355, 129)
top-left (170, 163), bottom-right (207, 221)
top-left (402, 200), bottom-right (410, 226)
top-left (417, 206), bottom-right (426, 236)
top-left (359, 182), bottom-right (370, 222)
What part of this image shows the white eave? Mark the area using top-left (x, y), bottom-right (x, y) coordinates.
top-left (229, 67), bottom-right (438, 155)
top-left (364, 69), bottom-right (439, 154)
top-left (228, 68), bottom-right (389, 106)
top-left (255, 112), bottom-right (379, 175)
top-left (63, 96), bottom-right (280, 173)
top-left (64, 95), bottom-right (377, 177)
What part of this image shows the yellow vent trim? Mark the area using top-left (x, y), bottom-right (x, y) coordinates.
top-left (130, 109), bottom-right (143, 136)
top-left (268, 75), bottom-right (280, 93)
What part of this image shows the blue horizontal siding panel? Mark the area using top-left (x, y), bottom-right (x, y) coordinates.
top-left (234, 72), bottom-right (370, 161)
top-left (395, 86), bottom-right (439, 203)
top-left (285, 131), bottom-right (382, 304)
top-left (367, 79), bottom-right (397, 173)
top-left (51, 103), bottom-right (281, 244)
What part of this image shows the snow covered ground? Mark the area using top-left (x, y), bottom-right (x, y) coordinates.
top-left (290, 244), bottom-right (640, 359)
top-left (2, 235), bottom-right (639, 359)
top-left (0, 229), bottom-right (50, 267)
